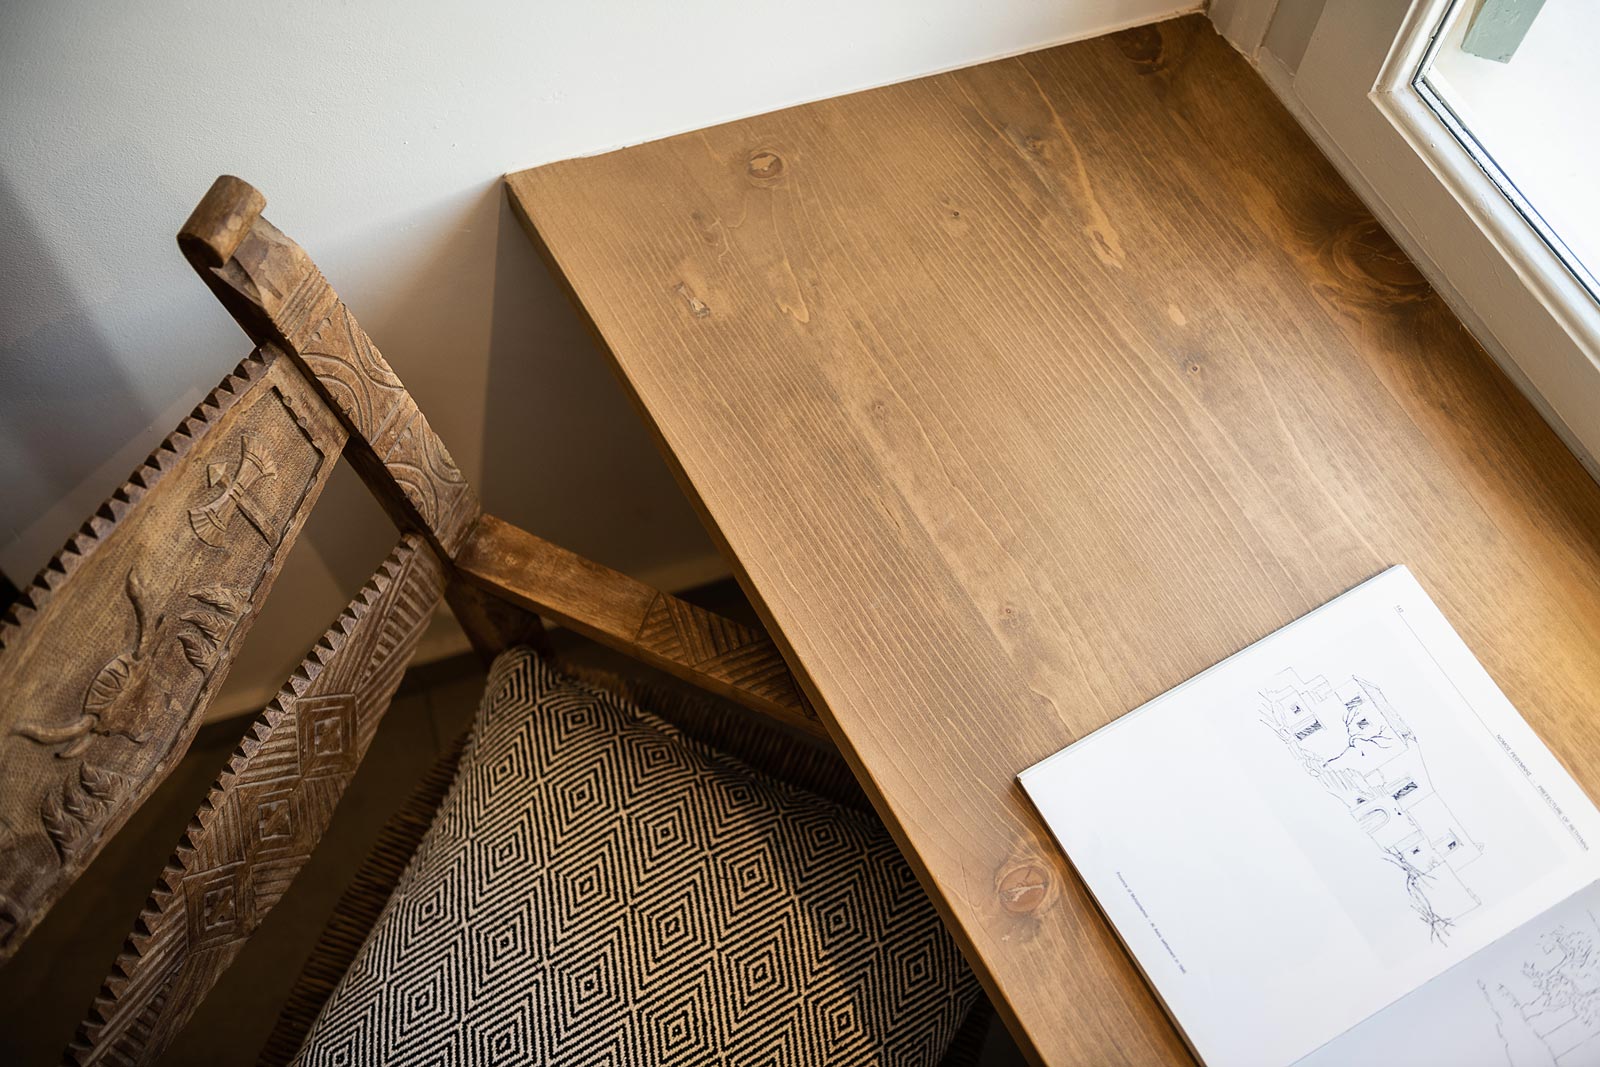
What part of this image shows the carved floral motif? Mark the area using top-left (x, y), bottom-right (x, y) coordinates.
top-left (39, 762), bottom-right (129, 860)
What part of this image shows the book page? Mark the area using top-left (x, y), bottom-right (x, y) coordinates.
top-left (1019, 567), bottom-right (1600, 1067)
top-left (1298, 880), bottom-right (1600, 1067)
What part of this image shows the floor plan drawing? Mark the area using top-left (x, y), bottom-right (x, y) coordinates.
top-left (1479, 912), bottom-right (1600, 1066)
top-left (1023, 567), bottom-right (1600, 1067)
top-left (1261, 668), bottom-right (1484, 943)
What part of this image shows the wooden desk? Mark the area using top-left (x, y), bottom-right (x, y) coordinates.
top-left (507, 15), bottom-right (1600, 1064)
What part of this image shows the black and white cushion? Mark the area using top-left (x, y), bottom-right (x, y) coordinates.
top-left (294, 648), bottom-right (979, 1065)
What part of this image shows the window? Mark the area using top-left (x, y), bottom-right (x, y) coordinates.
top-left (1416, 0), bottom-right (1599, 303)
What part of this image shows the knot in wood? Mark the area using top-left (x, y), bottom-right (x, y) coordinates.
top-left (1114, 25), bottom-right (1167, 73)
top-left (746, 151), bottom-right (785, 182)
top-left (997, 863), bottom-right (1050, 915)
top-left (1332, 218), bottom-right (1427, 298)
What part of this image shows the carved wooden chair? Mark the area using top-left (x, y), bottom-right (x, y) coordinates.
top-left (0, 177), bottom-right (984, 1064)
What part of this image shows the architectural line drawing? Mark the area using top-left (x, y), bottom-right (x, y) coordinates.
top-left (1480, 911), bottom-right (1600, 1066)
top-left (1260, 668), bottom-right (1483, 943)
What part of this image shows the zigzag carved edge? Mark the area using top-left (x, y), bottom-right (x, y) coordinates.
top-left (0, 352), bottom-right (274, 655)
top-left (66, 534), bottom-right (446, 1067)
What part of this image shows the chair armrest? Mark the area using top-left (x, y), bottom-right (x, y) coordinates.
top-left (453, 515), bottom-right (824, 739)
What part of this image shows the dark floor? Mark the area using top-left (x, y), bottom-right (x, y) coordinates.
top-left (0, 580), bottom-right (1026, 1065)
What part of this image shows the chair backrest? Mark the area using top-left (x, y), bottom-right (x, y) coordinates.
top-left (0, 175), bottom-right (475, 1063)
top-left (0, 176), bottom-right (819, 1066)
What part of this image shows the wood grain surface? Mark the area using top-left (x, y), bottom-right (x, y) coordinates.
top-left (508, 15), bottom-right (1600, 1064)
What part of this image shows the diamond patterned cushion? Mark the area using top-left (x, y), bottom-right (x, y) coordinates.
top-left (294, 649), bottom-right (979, 1065)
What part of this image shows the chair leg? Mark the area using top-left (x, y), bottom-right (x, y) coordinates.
top-left (446, 579), bottom-right (549, 664)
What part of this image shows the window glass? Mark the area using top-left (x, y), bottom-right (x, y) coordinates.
top-left (1417, 0), bottom-right (1599, 300)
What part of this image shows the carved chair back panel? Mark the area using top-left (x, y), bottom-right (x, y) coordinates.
top-left (0, 176), bottom-right (500, 1060)
top-left (180, 180), bottom-right (481, 560)
top-left (0, 349), bottom-right (347, 962)
top-left (69, 533), bottom-right (446, 1066)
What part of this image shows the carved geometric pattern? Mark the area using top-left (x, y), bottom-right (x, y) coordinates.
top-left (293, 651), bottom-right (978, 1064)
top-left (300, 302), bottom-right (404, 437)
top-left (0, 351), bottom-right (344, 967)
top-left (196, 199), bottom-right (481, 557)
top-left (243, 783), bottom-right (302, 861)
top-left (295, 297), bottom-right (478, 556)
top-left (635, 593), bottom-right (815, 720)
top-left (295, 693), bottom-right (358, 780)
top-left (183, 864), bottom-right (253, 951)
top-left (273, 263), bottom-right (340, 353)
top-left (66, 534), bottom-right (446, 1067)
top-left (373, 395), bottom-right (472, 545)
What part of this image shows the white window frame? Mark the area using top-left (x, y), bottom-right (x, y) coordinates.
top-left (1230, 0), bottom-right (1600, 476)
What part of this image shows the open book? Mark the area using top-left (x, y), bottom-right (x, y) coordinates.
top-left (1019, 566), bottom-right (1600, 1067)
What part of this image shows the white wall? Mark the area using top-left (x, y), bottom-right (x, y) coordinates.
top-left (0, 0), bottom-right (1194, 715)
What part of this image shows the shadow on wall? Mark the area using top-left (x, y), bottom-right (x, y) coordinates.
top-left (306, 177), bottom-right (722, 585)
top-left (0, 172), bottom-right (156, 570)
top-left (478, 184), bottom-right (721, 584)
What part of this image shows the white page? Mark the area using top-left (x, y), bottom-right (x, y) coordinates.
top-left (1296, 880), bottom-right (1600, 1067)
top-left (1018, 566), bottom-right (1600, 1067)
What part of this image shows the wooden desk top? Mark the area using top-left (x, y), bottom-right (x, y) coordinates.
top-left (507, 15), bottom-right (1600, 1064)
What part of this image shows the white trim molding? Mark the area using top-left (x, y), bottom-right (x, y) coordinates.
top-left (1209, 0), bottom-right (1279, 55)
